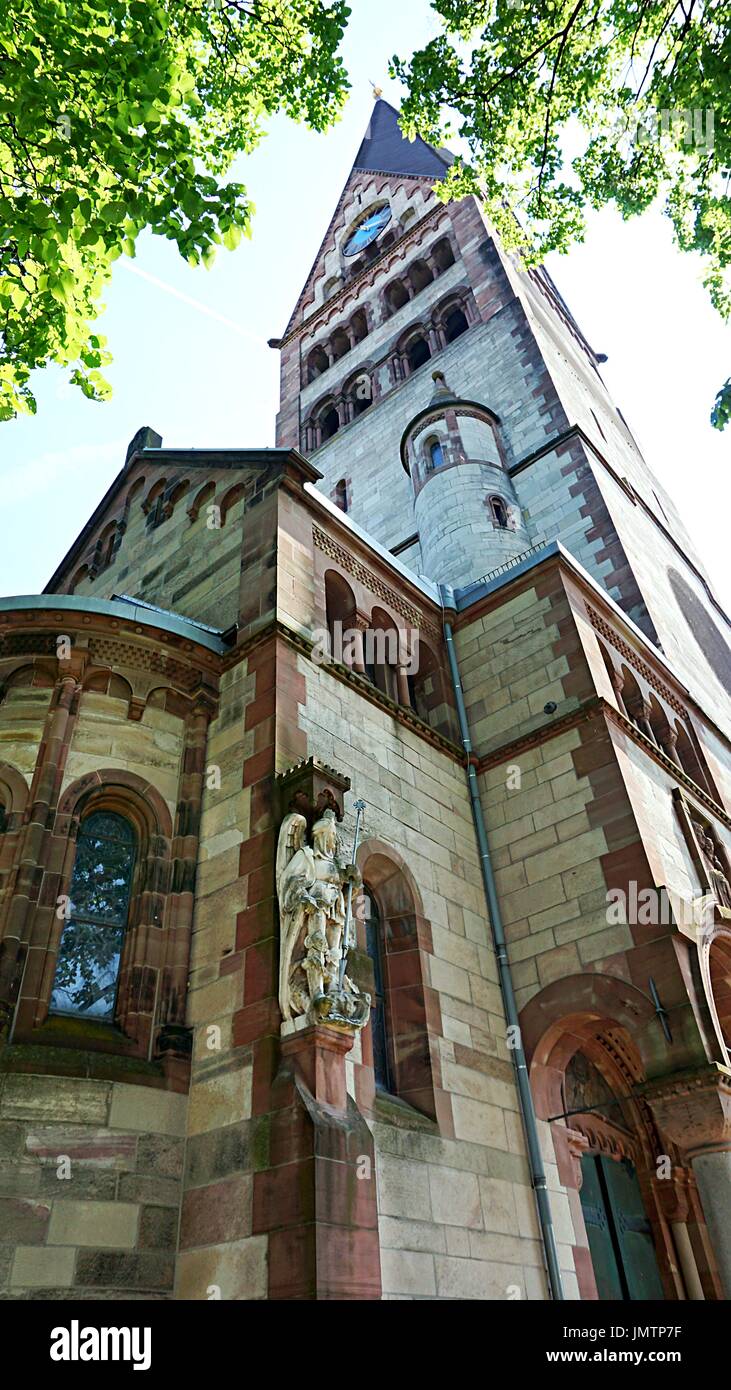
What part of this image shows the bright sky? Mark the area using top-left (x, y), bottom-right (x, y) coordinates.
top-left (1, 0), bottom-right (729, 609)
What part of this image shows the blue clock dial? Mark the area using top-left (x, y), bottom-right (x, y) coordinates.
top-left (343, 204), bottom-right (392, 257)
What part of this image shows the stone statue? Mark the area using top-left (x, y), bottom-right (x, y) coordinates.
top-left (276, 808), bottom-right (370, 1027)
top-left (692, 820), bottom-right (731, 910)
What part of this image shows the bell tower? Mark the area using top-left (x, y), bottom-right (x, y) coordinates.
top-left (271, 98), bottom-right (731, 728)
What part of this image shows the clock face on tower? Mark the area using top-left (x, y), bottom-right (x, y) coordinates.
top-left (343, 204), bottom-right (392, 257)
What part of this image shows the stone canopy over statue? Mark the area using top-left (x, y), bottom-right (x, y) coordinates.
top-left (276, 806), bottom-right (371, 1029)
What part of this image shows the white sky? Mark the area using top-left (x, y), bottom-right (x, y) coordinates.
top-left (0, 0), bottom-right (729, 608)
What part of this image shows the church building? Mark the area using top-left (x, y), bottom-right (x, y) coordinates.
top-left (1, 100), bottom-right (730, 1302)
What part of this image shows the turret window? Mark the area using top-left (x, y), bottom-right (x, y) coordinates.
top-left (427, 438), bottom-right (445, 472)
top-left (490, 495), bottom-right (509, 528)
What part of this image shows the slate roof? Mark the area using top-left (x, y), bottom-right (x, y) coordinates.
top-left (353, 99), bottom-right (452, 178)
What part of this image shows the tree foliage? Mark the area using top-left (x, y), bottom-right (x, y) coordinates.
top-left (0, 0), bottom-right (350, 419)
top-left (393, 0), bottom-right (730, 426)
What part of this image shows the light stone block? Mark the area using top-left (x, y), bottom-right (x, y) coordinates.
top-left (109, 1084), bottom-right (187, 1137)
top-left (428, 1166), bottom-right (483, 1229)
top-left (11, 1245), bottom-right (76, 1288)
top-left (48, 1200), bottom-right (139, 1248)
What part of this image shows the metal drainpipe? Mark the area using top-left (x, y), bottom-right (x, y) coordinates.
top-left (443, 615), bottom-right (565, 1301)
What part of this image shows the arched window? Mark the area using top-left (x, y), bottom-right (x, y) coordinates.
top-left (325, 570), bottom-right (357, 663)
top-left (409, 259), bottom-right (433, 295)
top-left (98, 523), bottom-right (118, 571)
top-left (330, 328), bottom-right (350, 363)
top-left (0, 799), bottom-right (7, 835)
top-left (334, 479), bottom-right (349, 513)
top-left (444, 306), bottom-right (468, 342)
top-left (406, 334), bottom-right (431, 373)
top-left (432, 237), bottom-right (455, 273)
top-left (426, 438), bottom-right (445, 472)
top-left (675, 721), bottom-right (714, 795)
top-left (350, 309), bottom-right (368, 344)
top-left (408, 641), bottom-right (454, 737)
top-left (50, 811), bottom-right (136, 1022)
top-left (490, 495), bottom-right (509, 528)
top-left (364, 886), bottom-right (393, 1092)
top-left (346, 370), bottom-right (372, 417)
top-left (307, 346), bottom-right (329, 382)
top-left (68, 564), bottom-right (89, 595)
top-left (320, 406), bottom-right (340, 442)
top-left (385, 279), bottom-right (409, 316)
top-left (188, 479), bottom-right (216, 524)
top-left (369, 608), bottom-right (400, 702)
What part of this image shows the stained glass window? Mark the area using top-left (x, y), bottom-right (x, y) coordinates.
top-left (364, 887), bottom-right (392, 1092)
top-left (50, 811), bottom-right (135, 1022)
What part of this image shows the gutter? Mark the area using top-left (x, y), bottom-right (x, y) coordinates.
top-left (442, 601), bottom-right (565, 1302)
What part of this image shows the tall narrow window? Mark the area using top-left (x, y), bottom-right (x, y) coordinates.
top-left (364, 887), bottom-right (392, 1091)
top-left (50, 811), bottom-right (136, 1021)
top-left (334, 479), bottom-right (349, 512)
top-left (427, 439), bottom-right (445, 472)
top-left (490, 495), bottom-right (509, 528)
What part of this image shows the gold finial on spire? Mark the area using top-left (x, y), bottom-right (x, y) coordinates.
top-left (369, 81), bottom-right (383, 99)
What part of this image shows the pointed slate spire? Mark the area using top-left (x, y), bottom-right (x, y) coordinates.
top-left (353, 99), bottom-right (452, 179)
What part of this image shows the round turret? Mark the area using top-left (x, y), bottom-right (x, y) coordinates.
top-left (400, 372), bottom-right (530, 589)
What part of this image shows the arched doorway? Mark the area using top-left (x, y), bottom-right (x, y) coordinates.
top-left (522, 980), bottom-right (680, 1300)
top-left (564, 1051), bottom-right (665, 1300)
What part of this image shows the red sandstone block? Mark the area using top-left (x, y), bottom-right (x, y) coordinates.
top-left (600, 841), bottom-right (651, 891)
top-left (244, 866), bottom-right (275, 909)
top-left (219, 950), bottom-right (244, 978)
top-left (572, 741), bottom-right (614, 777)
top-left (267, 1224), bottom-right (317, 1299)
top-left (253, 1159), bottom-right (316, 1233)
top-left (232, 997), bottom-right (281, 1048)
top-left (243, 939), bottom-right (277, 1005)
top-left (179, 1173), bottom-right (252, 1249)
top-left (235, 901), bottom-right (275, 950)
top-left (384, 949), bottom-right (422, 990)
top-left (251, 1035), bottom-right (279, 1116)
top-left (242, 748), bottom-right (275, 788)
top-left (314, 1155), bottom-right (379, 1230)
top-left (238, 833), bottom-right (274, 878)
top-left (245, 690), bottom-right (276, 730)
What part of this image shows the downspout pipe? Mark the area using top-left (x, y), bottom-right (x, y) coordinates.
top-left (443, 612), bottom-right (565, 1302)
